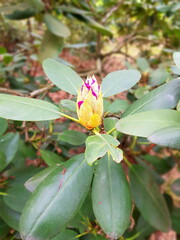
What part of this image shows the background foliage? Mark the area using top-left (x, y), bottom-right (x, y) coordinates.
top-left (0, 0), bottom-right (180, 240)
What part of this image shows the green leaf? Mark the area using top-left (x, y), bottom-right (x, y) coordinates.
top-left (0, 132), bottom-right (19, 171)
top-left (137, 57), bottom-right (150, 72)
top-left (123, 79), bottom-right (180, 117)
top-left (43, 58), bottom-right (83, 95)
top-left (40, 150), bottom-right (64, 166)
top-left (171, 178), bottom-right (180, 197)
top-left (0, 118), bottom-right (8, 136)
top-left (171, 65), bottom-right (180, 75)
top-left (44, 13), bottom-right (70, 38)
top-left (51, 229), bottom-right (78, 240)
top-left (173, 52), bottom-right (180, 66)
top-left (0, 152), bottom-right (6, 172)
top-left (149, 68), bottom-right (170, 86)
top-left (148, 126), bottom-right (180, 149)
top-left (0, 218), bottom-right (10, 239)
top-left (0, 199), bottom-right (20, 231)
top-left (60, 99), bottom-right (76, 112)
top-left (116, 109), bottom-right (180, 137)
top-left (104, 117), bottom-right (120, 138)
top-left (172, 208), bottom-right (180, 233)
top-left (92, 155), bottom-right (132, 238)
top-left (102, 70), bottom-right (141, 97)
top-left (38, 30), bottom-right (64, 62)
top-left (4, 184), bottom-right (31, 213)
top-left (58, 130), bottom-right (87, 146)
top-left (25, 165), bottom-right (59, 192)
top-left (85, 134), bottom-right (123, 165)
top-left (129, 165), bottom-right (171, 232)
top-left (106, 99), bottom-right (129, 113)
top-left (0, 94), bottom-right (61, 121)
top-left (20, 154), bottom-right (93, 240)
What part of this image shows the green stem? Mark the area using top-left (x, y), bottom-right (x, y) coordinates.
top-left (123, 155), bottom-right (132, 168)
top-left (126, 231), bottom-right (142, 240)
top-left (92, 128), bottom-right (100, 135)
top-left (60, 112), bottom-right (80, 123)
top-left (130, 136), bottom-right (137, 150)
top-left (107, 127), bottom-right (116, 135)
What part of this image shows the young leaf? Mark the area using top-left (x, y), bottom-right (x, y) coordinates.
top-left (20, 154), bottom-right (93, 240)
top-left (42, 58), bottom-right (83, 95)
top-left (0, 94), bottom-right (61, 121)
top-left (101, 70), bottom-right (141, 97)
top-left (116, 109), bottom-right (180, 137)
top-left (123, 79), bottom-right (180, 117)
top-left (148, 126), bottom-right (180, 149)
top-left (85, 134), bottom-right (123, 165)
top-left (92, 154), bottom-right (132, 238)
top-left (129, 165), bottom-right (171, 232)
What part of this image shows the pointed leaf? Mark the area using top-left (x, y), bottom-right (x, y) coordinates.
top-left (20, 154), bottom-right (93, 240)
top-left (148, 126), bottom-right (180, 149)
top-left (129, 165), bottom-right (171, 232)
top-left (0, 118), bottom-right (8, 136)
top-left (116, 109), bottom-right (180, 137)
top-left (0, 94), bottom-right (61, 121)
top-left (43, 58), bottom-right (83, 95)
top-left (102, 70), bottom-right (141, 97)
top-left (92, 155), bottom-right (132, 238)
top-left (123, 79), bottom-right (180, 117)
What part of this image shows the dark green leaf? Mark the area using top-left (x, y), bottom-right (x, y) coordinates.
top-left (123, 79), bottom-right (180, 117)
top-left (20, 154), bottom-right (93, 240)
top-left (43, 58), bottom-right (83, 95)
top-left (0, 118), bottom-right (8, 136)
top-left (0, 94), bottom-right (61, 121)
top-left (116, 109), bottom-right (180, 137)
top-left (51, 229), bottom-right (78, 240)
top-left (0, 132), bottom-right (19, 171)
top-left (0, 199), bottom-right (20, 231)
top-left (129, 165), bottom-right (171, 231)
top-left (0, 218), bottom-right (10, 239)
top-left (40, 150), bottom-right (64, 166)
top-left (172, 208), bottom-right (180, 233)
top-left (92, 155), bottom-right (132, 238)
top-left (148, 126), bottom-right (180, 149)
top-left (102, 70), bottom-right (141, 97)
top-left (171, 178), bottom-right (180, 197)
top-left (58, 130), bottom-right (87, 146)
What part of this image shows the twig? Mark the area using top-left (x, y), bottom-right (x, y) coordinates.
top-left (102, 0), bottom-right (124, 23)
top-left (30, 83), bottom-right (54, 97)
top-left (0, 88), bottom-right (25, 96)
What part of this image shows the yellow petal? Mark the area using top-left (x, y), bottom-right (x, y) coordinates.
top-left (78, 101), bottom-right (93, 127)
top-left (86, 113), bottom-right (101, 130)
top-left (94, 93), bottom-right (103, 117)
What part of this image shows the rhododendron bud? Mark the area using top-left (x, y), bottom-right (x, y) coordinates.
top-left (77, 75), bottom-right (103, 130)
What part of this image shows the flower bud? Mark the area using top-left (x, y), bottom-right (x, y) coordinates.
top-left (77, 75), bottom-right (103, 130)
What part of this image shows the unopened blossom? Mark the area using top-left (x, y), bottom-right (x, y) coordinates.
top-left (77, 75), bottom-right (103, 130)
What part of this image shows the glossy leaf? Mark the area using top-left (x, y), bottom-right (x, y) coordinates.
top-left (148, 126), bottom-right (180, 149)
top-left (92, 155), bottom-right (132, 238)
top-left (101, 70), bottom-right (141, 97)
top-left (58, 130), bottom-right (87, 146)
top-left (44, 13), bottom-right (70, 38)
top-left (123, 79), bottom-right (180, 117)
top-left (38, 30), bottom-right (64, 62)
top-left (0, 132), bottom-right (19, 171)
top-left (85, 134), bottom-right (123, 165)
top-left (0, 94), bottom-right (61, 121)
top-left (0, 199), bottom-right (20, 231)
top-left (25, 165), bottom-right (59, 192)
top-left (0, 118), bottom-right (7, 136)
top-left (129, 165), bottom-right (171, 232)
top-left (40, 150), bottom-right (64, 166)
top-left (51, 229), bottom-right (77, 240)
top-left (20, 154), bottom-right (93, 240)
top-left (43, 58), bottom-right (83, 95)
top-left (116, 109), bottom-right (180, 137)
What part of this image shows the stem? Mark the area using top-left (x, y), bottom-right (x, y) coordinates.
top-left (123, 155), bottom-right (132, 168)
top-left (107, 127), bottom-right (116, 135)
top-left (92, 128), bottom-right (100, 135)
top-left (60, 112), bottom-right (80, 123)
top-left (130, 136), bottom-right (137, 150)
top-left (126, 231), bottom-right (142, 240)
